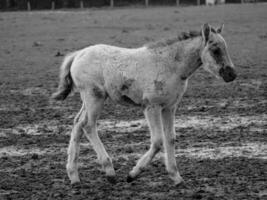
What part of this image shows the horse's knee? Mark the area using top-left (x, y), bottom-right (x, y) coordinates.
top-left (152, 140), bottom-right (162, 153)
top-left (83, 116), bottom-right (97, 134)
top-left (66, 163), bottom-right (78, 176)
top-left (66, 163), bottom-right (73, 172)
top-left (84, 122), bottom-right (94, 134)
top-left (70, 130), bottom-right (83, 143)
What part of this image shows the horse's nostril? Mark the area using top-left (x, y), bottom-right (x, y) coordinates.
top-left (219, 66), bottom-right (237, 82)
top-left (219, 67), bottom-right (225, 77)
top-left (231, 69), bottom-right (237, 78)
top-left (224, 66), bottom-right (234, 75)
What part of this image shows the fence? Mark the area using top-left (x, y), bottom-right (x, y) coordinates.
top-left (0, 0), bottom-right (264, 10)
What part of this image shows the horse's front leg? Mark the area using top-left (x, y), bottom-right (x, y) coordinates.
top-left (161, 106), bottom-right (183, 185)
top-left (127, 105), bottom-right (163, 182)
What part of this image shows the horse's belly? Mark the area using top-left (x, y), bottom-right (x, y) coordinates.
top-left (105, 73), bottom-right (188, 108)
top-left (104, 75), bottom-right (144, 107)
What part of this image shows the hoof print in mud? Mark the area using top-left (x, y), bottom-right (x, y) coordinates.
top-left (71, 182), bottom-right (82, 189)
top-left (126, 175), bottom-right (135, 183)
top-left (174, 181), bottom-right (188, 189)
top-left (31, 153), bottom-right (39, 160)
top-left (106, 176), bottom-right (117, 184)
top-left (71, 182), bottom-right (82, 195)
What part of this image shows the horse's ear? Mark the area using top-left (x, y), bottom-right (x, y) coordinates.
top-left (201, 23), bottom-right (211, 44)
top-left (216, 24), bottom-right (224, 34)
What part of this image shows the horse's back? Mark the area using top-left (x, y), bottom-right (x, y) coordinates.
top-left (70, 44), bottom-right (149, 92)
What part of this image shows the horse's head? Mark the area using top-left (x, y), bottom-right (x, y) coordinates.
top-left (200, 23), bottom-right (237, 82)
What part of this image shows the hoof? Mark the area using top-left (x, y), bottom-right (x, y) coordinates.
top-left (173, 178), bottom-right (184, 186)
top-left (126, 175), bottom-right (135, 183)
top-left (174, 181), bottom-right (188, 189)
top-left (169, 173), bottom-right (184, 186)
top-left (107, 176), bottom-right (116, 184)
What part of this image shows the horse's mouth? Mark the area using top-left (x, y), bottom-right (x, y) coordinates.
top-left (219, 66), bottom-right (237, 82)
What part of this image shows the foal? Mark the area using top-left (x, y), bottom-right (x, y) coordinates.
top-left (52, 23), bottom-right (236, 185)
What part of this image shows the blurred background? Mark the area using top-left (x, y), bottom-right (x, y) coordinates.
top-left (1, 0), bottom-right (267, 10)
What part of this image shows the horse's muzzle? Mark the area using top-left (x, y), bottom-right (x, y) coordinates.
top-left (219, 66), bottom-right (237, 82)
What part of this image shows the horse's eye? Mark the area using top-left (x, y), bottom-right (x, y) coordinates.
top-left (210, 47), bottom-right (224, 63)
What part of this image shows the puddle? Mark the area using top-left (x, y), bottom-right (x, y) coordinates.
top-left (1, 123), bottom-right (71, 136)
top-left (98, 114), bottom-right (267, 133)
top-left (187, 98), bottom-right (267, 111)
top-left (9, 87), bottom-right (49, 96)
top-left (1, 142), bottom-right (266, 160)
top-left (129, 142), bottom-right (267, 160)
top-left (0, 104), bottom-right (21, 112)
top-left (174, 115), bottom-right (266, 130)
top-left (98, 119), bottom-right (147, 133)
top-left (0, 146), bottom-right (65, 158)
top-left (1, 114), bottom-right (266, 136)
top-left (0, 132), bottom-right (7, 138)
top-left (175, 142), bottom-right (267, 160)
top-left (0, 146), bottom-right (47, 157)
top-left (239, 79), bottom-right (263, 90)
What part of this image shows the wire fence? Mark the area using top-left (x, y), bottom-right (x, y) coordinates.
top-left (0, 0), bottom-right (264, 11)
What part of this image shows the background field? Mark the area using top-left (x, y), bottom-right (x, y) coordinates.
top-left (0, 4), bottom-right (266, 200)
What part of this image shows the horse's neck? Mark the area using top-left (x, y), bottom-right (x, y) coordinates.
top-left (176, 37), bottom-right (203, 80)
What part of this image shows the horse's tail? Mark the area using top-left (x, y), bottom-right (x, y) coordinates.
top-left (52, 51), bottom-right (77, 101)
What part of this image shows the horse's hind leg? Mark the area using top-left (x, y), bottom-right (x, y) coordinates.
top-left (82, 91), bottom-right (116, 182)
top-left (127, 105), bottom-right (163, 182)
top-left (66, 103), bottom-right (86, 184)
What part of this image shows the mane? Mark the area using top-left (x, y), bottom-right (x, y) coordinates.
top-left (146, 28), bottom-right (216, 49)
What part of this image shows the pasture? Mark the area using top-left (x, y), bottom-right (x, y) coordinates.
top-left (0, 4), bottom-right (266, 200)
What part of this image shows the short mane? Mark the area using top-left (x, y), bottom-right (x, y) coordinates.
top-left (146, 28), bottom-right (216, 49)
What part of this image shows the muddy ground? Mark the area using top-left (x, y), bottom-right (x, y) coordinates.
top-left (0, 4), bottom-right (266, 200)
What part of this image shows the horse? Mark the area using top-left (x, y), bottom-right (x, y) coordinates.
top-left (52, 23), bottom-right (237, 185)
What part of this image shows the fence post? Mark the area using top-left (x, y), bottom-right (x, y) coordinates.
top-left (110, 0), bottom-right (114, 8)
top-left (51, 1), bottom-right (55, 10)
top-left (27, 1), bottom-right (31, 11)
top-left (197, 0), bottom-right (200, 5)
top-left (80, 1), bottom-right (84, 9)
top-left (145, 0), bottom-right (149, 7)
top-left (176, 0), bottom-right (180, 6)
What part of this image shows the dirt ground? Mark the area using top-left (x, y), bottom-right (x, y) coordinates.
top-left (0, 4), bottom-right (266, 200)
